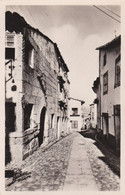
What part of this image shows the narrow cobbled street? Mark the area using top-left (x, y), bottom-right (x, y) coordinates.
top-left (5, 131), bottom-right (120, 191)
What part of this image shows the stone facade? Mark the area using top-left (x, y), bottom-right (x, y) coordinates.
top-left (93, 36), bottom-right (121, 154)
top-left (5, 11), bottom-right (70, 164)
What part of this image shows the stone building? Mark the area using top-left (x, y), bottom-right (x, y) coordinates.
top-left (92, 35), bottom-right (121, 154)
top-left (5, 11), bottom-right (70, 164)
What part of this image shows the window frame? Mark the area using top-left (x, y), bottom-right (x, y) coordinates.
top-left (24, 104), bottom-right (33, 130)
top-left (71, 120), bottom-right (78, 129)
top-left (72, 108), bottom-right (78, 116)
top-left (25, 40), bottom-right (34, 69)
top-left (103, 71), bottom-right (108, 95)
top-left (103, 52), bottom-right (107, 66)
top-left (114, 55), bottom-right (120, 88)
top-left (5, 47), bottom-right (15, 60)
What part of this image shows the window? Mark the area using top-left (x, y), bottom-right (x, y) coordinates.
top-left (25, 40), bottom-right (34, 68)
top-left (71, 120), bottom-right (78, 129)
top-left (72, 108), bottom-right (78, 115)
top-left (5, 102), bottom-right (16, 132)
top-left (92, 112), bottom-right (94, 121)
top-left (24, 104), bottom-right (33, 130)
top-left (51, 114), bottom-right (55, 128)
top-left (6, 35), bottom-right (14, 47)
top-left (5, 48), bottom-right (15, 60)
top-left (103, 71), bottom-right (108, 95)
top-left (115, 55), bottom-right (120, 88)
top-left (103, 53), bottom-right (107, 66)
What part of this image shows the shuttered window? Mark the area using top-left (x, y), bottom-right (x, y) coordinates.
top-left (103, 71), bottom-right (108, 95)
top-left (71, 120), bottom-right (78, 129)
top-left (115, 55), bottom-right (120, 88)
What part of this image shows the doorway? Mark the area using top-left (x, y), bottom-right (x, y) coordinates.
top-left (102, 113), bottom-right (109, 138)
top-left (5, 102), bottom-right (16, 164)
top-left (38, 107), bottom-right (46, 146)
top-left (114, 105), bottom-right (120, 151)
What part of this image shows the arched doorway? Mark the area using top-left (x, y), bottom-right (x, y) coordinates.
top-left (38, 107), bottom-right (46, 146)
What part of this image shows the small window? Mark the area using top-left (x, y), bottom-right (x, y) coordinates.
top-left (72, 108), bottom-right (78, 115)
top-left (71, 120), bottom-right (78, 129)
top-left (51, 114), bottom-right (55, 128)
top-left (6, 36), bottom-right (14, 46)
top-left (24, 104), bottom-right (33, 130)
top-left (5, 48), bottom-right (15, 60)
top-left (103, 71), bottom-right (108, 95)
top-left (103, 53), bottom-right (107, 66)
top-left (115, 55), bottom-right (120, 88)
top-left (25, 41), bottom-right (34, 68)
top-left (5, 34), bottom-right (15, 47)
top-left (28, 49), bottom-right (34, 68)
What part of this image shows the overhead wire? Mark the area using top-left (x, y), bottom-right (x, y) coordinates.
top-left (6, 6), bottom-right (41, 33)
top-left (93, 5), bottom-right (121, 23)
top-left (12, 5), bottom-right (39, 29)
top-left (25, 7), bottom-right (38, 28)
top-left (100, 5), bottom-right (120, 18)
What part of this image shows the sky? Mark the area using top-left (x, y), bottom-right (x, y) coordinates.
top-left (6, 5), bottom-right (121, 106)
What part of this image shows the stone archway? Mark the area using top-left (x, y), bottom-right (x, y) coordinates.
top-left (38, 107), bottom-right (48, 146)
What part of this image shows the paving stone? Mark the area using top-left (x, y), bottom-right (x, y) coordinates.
top-left (6, 133), bottom-right (74, 191)
top-left (84, 134), bottom-right (120, 191)
top-left (5, 132), bottom-right (120, 191)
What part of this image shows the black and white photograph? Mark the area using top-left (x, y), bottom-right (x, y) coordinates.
top-left (0, 0), bottom-right (123, 192)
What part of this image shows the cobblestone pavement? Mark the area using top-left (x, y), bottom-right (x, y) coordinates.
top-left (5, 131), bottom-right (120, 191)
top-left (5, 133), bottom-right (75, 191)
top-left (83, 135), bottom-right (120, 191)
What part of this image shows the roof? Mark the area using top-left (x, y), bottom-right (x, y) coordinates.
top-left (6, 11), bottom-right (54, 44)
top-left (96, 35), bottom-right (121, 50)
top-left (6, 11), bottom-right (69, 72)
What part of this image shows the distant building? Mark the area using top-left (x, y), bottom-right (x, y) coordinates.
top-left (93, 35), bottom-right (121, 154)
top-left (89, 103), bottom-right (97, 129)
top-left (81, 106), bottom-right (90, 130)
top-left (5, 11), bottom-right (70, 164)
top-left (69, 98), bottom-right (85, 132)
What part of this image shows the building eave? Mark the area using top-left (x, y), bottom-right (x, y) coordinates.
top-left (96, 35), bottom-right (121, 50)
